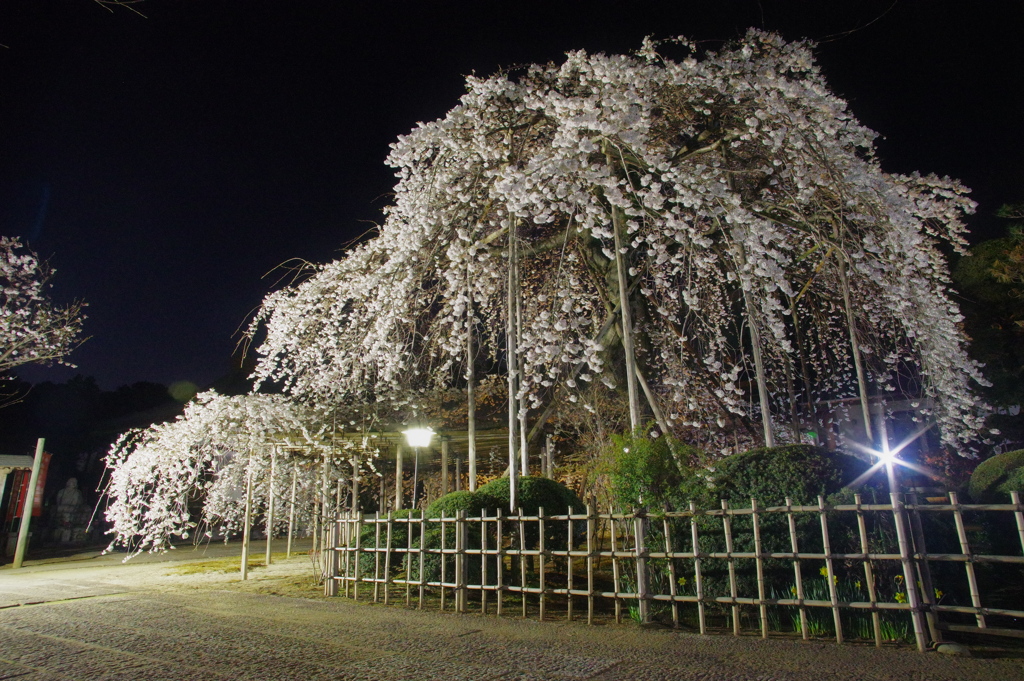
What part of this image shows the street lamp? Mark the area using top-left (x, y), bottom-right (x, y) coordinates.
top-left (403, 427), bottom-right (434, 509)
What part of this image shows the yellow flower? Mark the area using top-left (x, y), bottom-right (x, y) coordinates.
top-left (677, 576), bottom-right (688, 587)
top-left (854, 580), bottom-right (862, 590)
top-left (790, 586), bottom-right (797, 596)
top-left (934, 588), bottom-right (944, 600)
top-left (819, 566), bottom-right (828, 577)
top-left (895, 591), bottom-right (907, 603)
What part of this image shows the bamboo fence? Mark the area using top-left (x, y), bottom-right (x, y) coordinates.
top-left (327, 491), bottom-right (1024, 652)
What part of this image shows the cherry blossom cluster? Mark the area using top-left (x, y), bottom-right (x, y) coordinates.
top-left (102, 391), bottom-right (337, 559)
top-left (250, 31), bottom-right (988, 454)
top-left (0, 237), bottom-right (85, 373)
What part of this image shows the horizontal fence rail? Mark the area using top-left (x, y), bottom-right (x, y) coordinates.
top-left (328, 491), bottom-right (1024, 652)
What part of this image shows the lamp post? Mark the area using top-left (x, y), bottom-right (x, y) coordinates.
top-left (403, 427), bottom-right (434, 510)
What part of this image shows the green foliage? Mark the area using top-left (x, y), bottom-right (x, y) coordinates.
top-left (708, 445), bottom-right (870, 506)
top-left (605, 431), bottom-right (701, 511)
top-left (952, 237), bottom-right (1024, 405)
top-left (424, 490), bottom-right (486, 518)
top-left (968, 449), bottom-right (1024, 502)
top-left (474, 475), bottom-right (584, 516)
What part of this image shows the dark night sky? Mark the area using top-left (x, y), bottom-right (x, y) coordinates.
top-left (1, 1), bottom-right (1021, 391)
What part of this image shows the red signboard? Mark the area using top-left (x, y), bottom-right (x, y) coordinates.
top-left (4, 452), bottom-right (51, 521)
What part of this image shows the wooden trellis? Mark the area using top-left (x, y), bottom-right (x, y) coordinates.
top-left (328, 491), bottom-right (1024, 652)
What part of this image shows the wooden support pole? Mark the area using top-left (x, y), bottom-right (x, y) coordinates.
top-left (286, 461), bottom-right (297, 559)
top-left (266, 447), bottom-right (276, 567)
top-left (12, 438), bottom-right (45, 569)
top-left (441, 438), bottom-right (450, 496)
top-left (466, 267), bottom-right (478, 492)
top-left (394, 444), bottom-right (405, 510)
top-left (241, 462), bottom-right (254, 580)
top-left (351, 454), bottom-right (360, 515)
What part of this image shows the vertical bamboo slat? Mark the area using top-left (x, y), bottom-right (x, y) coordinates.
top-left (1013, 491), bottom-right (1024, 556)
top-left (786, 497), bottom-right (807, 640)
top-left (633, 510), bottom-right (650, 624)
top-left (456, 510), bottom-right (466, 613)
top-left (906, 492), bottom-right (941, 643)
top-left (949, 491), bottom-right (985, 628)
top-left (854, 494), bottom-right (882, 647)
top-left (818, 495), bottom-right (842, 644)
top-left (567, 509), bottom-right (574, 622)
top-left (404, 513), bottom-right (413, 607)
top-left (891, 493), bottom-right (929, 652)
top-left (440, 516), bottom-right (448, 611)
top-left (384, 511), bottom-right (394, 605)
top-left (722, 500), bottom-right (740, 635)
top-left (611, 517), bottom-right (622, 623)
top-left (538, 506), bottom-right (546, 621)
top-left (586, 504), bottom-right (595, 626)
top-left (690, 501), bottom-right (706, 635)
top-left (353, 514), bottom-right (362, 602)
top-left (418, 514), bottom-right (427, 610)
top-left (519, 508), bottom-right (528, 618)
top-left (373, 512), bottom-right (381, 603)
top-left (751, 499), bottom-right (767, 638)
top-left (497, 508), bottom-right (504, 616)
top-left (481, 509), bottom-right (489, 615)
top-left (664, 514), bottom-right (679, 628)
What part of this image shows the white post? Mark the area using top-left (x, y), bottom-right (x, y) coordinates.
top-left (265, 447), bottom-right (276, 566)
top-left (466, 270), bottom-right (478, 492)
top-left (287, 460), bottom-right (297, 559)
top-left (13, 438), bottom-right (45, 569)
top-left (441, 438), bottom-right (450, 496)
top-left (607, 145), bottom-right (640, 431)
top-left (394, 443), bottom-right (404, 510)
top-left (507, 225), bottom-right (519, 512)
top-left (241, 462), bottom-right (254, 579)
top-left (545, 433), bottom-right (554, 478)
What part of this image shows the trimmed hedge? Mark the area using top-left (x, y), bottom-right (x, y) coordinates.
top-left (474, 475), bottom-right (584, 516)
top-left (969, 449), bottom-right (1024, 502)
top-left (707, 444), bottom-right (871, 506)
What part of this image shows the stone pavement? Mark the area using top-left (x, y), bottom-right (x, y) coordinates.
top-left (1, 545), bottom-right (1022, 680)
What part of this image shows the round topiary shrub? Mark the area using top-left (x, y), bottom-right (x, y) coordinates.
top-left (969, 449), bottom-right (1024, 502)
top-left (707, 444), bottom-right (871, 506)
top-left (424, 490), bottom-right (487, 519)
top-left (474, 475), bottom-right (584, 516)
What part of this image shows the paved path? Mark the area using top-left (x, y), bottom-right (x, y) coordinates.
top-left (1, 545), bottom-right (1022, 680)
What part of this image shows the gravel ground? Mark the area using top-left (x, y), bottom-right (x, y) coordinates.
top-left (1, 542), bottom-right (1022, 680)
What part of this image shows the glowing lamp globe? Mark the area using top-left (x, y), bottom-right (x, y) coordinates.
top-left (403, 427), bottom-right (435, 448)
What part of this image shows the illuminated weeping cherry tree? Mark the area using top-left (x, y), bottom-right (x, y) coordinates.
top-left (102, 391), bottom-right (336, 560)
top-left (250, 31), bottom-right (989, 480)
